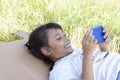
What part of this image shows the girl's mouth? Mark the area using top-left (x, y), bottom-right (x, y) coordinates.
top-left (65, 41), bottom-right (71, 48)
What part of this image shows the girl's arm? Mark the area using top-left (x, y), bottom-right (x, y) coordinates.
top-left (81, 30), bottom-right (96, 80)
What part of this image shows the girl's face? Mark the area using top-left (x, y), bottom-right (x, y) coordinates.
top-left (46, 28), bottom-right (73, 61)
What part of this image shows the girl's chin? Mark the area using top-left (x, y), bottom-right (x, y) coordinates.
top-left (67, 47), bottom-right (74, 53)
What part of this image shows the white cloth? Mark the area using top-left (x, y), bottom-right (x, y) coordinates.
top-left (49, 49), bottom-right (120, 80)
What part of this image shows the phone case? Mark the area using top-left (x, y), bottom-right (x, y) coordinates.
top-left (91, 25), bottom-right (105, 44)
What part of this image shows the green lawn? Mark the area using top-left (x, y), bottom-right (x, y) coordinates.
top-left (0, 0), bottom-right (120, 52)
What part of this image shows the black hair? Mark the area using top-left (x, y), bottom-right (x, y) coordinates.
top-left (25, 22), bottom-right (63, 71)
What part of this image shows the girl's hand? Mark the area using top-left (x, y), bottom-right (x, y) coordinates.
top-left (81, 29), bottom-right (96, 80)
top-left (99, 27), bottom-right (111, 52)
top-left (82, 29), bottom-right (97, 55)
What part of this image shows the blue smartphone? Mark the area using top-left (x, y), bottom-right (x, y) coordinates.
top-left (91, 25), bottom-right (105, 44)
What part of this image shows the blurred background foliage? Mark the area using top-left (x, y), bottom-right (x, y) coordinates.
top-left (0, 0), bottom-right (120, 52)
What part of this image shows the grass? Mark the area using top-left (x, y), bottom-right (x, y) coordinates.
top-left (0, 0), bottom-right (120, 52)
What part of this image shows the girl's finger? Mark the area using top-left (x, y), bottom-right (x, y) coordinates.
top-left (94, 39), bottom-right (97, 45)
top-left (87, 30), bottom-right (93, 41)
top-left (89, 35), bottom-right (97, 45)
top-left (104, 32), bottom-right (108, 39)
top-left (82, 30), bottom-right (91, 43)
top-left (84, 29), bottom-right (91, 38)
top-left (83, 29), bottom-right (91, 41)
top-left (105, 36), bottom-right (111, 43)
top-left (103, 27), bottom-right (107, 33)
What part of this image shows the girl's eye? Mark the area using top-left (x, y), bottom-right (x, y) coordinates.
top-left (56, 37), bottom-right (62, 40)
top-left (64, 34), bottom-right (66, 36)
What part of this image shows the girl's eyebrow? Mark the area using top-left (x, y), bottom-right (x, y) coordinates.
top-left (54, 33), bottom-right (60, 38)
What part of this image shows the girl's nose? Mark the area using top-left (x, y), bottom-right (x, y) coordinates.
top-left (65, 36), bottom-right (69, 41)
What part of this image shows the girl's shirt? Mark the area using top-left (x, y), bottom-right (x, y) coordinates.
top-left (49, 49), bottom-right (120, 80)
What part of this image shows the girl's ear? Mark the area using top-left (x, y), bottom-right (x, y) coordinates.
top-left (40, 47), bottom-right (51, 56)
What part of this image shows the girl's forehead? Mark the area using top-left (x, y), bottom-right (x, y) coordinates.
top-left (47, 29), bottom-right (63, 38)
top-left (47, 28), bottom-right (63, 34)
